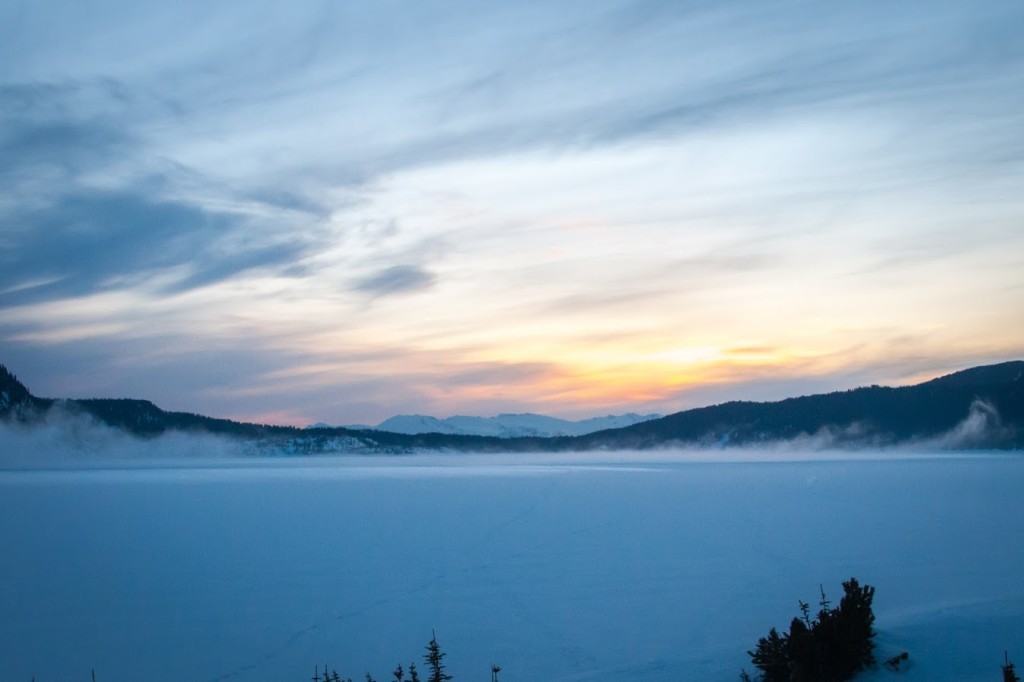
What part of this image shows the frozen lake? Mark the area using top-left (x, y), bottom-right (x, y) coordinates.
top-left (1, 451), bottom-right (1023, 681)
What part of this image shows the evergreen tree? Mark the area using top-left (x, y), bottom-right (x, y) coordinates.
top-left (832, 578), bottom-right (876, 674)
top-left (786, 617), bottom-right (818, 681)
top-left (1005, 652), bottom-right (1022, 682)
top-left (424, 631), bottom-right (453, 682)
top-left (746, 578), bottom-right (876, 682)
top-left (392, 663), bottom-right (405, 682)
top-left (749, 627), bottom-right (790, 681)
top-left (408, 662), bottom-right (420, 682)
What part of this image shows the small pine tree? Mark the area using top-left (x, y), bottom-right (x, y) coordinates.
top-left (408, 662), bottom-right (420, 682)
top-left (424, 631), bottom-right (453, 682)
top-left (748, 627), bottom-right (790, 681)
top-left (798, 600), bottom-right (811, 628)
top-left (1005, 651), bottom-right (1022, 682)
top-left (393, 663), bottom-right (405, 682)
top-left (833, 578), bottom-right (876, 674)
top-left (787, 616), bottom-right (819, 680)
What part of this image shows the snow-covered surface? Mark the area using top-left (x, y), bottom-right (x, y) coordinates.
top-left (340, 412), bottom-right (661, 437)
top-left (1, 449), bottom-right (1022, 681)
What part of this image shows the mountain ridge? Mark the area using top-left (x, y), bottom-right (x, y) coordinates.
top-left (333, 412), bottom-right (662, 438)
top-left (2, 360), bottom-right (1022, 452)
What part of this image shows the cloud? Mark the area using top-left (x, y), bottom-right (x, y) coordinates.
top-left (0, 189), bottom-right (309, 305)
top-left (0, 80), bottom-right (326, 306)
top-left (0, 117), bottom-right (125, 181)
top-left (0, 83), bottom-right (134, 205)
top-left (341, 0), bottom-right (1024, 175)
top-left (352, 265), bottom-right (436, 297)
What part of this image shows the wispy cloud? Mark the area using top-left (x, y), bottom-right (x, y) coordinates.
top-left (352, 265), bottom-right (436, 297)
top-left (0, 189), bottom-right (308, 304)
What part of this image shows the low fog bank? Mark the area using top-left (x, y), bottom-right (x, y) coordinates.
top-left (0, 407), bottom-right (253, 469)
top-left (0, 396), bottom-right (1016, 471)
top-left (0, 426), bottom-right (1014, 478)
top-left (700, 398), bottom-right (1012, 454)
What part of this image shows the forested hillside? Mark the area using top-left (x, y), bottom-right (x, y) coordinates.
top-left (2, 361), bottom-right (1022, 451)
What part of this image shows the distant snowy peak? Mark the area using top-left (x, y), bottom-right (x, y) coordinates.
top-left (360, 412), bottom-right (662, 438)
top-left (306, 421), bottom-right (373, 431)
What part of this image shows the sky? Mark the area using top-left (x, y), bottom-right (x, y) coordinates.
top-left (1, 0), bottom-right (1023, 426)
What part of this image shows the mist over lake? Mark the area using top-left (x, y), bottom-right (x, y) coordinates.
top-left (2, 451), bottom-right (1022, 681)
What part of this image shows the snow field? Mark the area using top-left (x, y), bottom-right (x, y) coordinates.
top-left (0, 451), bottom-right (1022, 681)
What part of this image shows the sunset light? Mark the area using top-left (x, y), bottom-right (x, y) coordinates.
top-left (1, 1), bottom-right (1022, 426)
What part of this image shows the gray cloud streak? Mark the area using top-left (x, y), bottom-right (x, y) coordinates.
top-left (0, 81), bottom-right (327, 306)
top-left (0, 189), bottom-right (309, 305)
top-left (352, 265), bottom-right (436, 297)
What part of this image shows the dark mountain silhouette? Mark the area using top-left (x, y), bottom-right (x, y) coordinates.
top-left (1, 361), bottom-right (1022, 452)
top-left (574, 361), bottom-right (1024, 450)
top-left (0, 364), bottom-right (49, 418)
